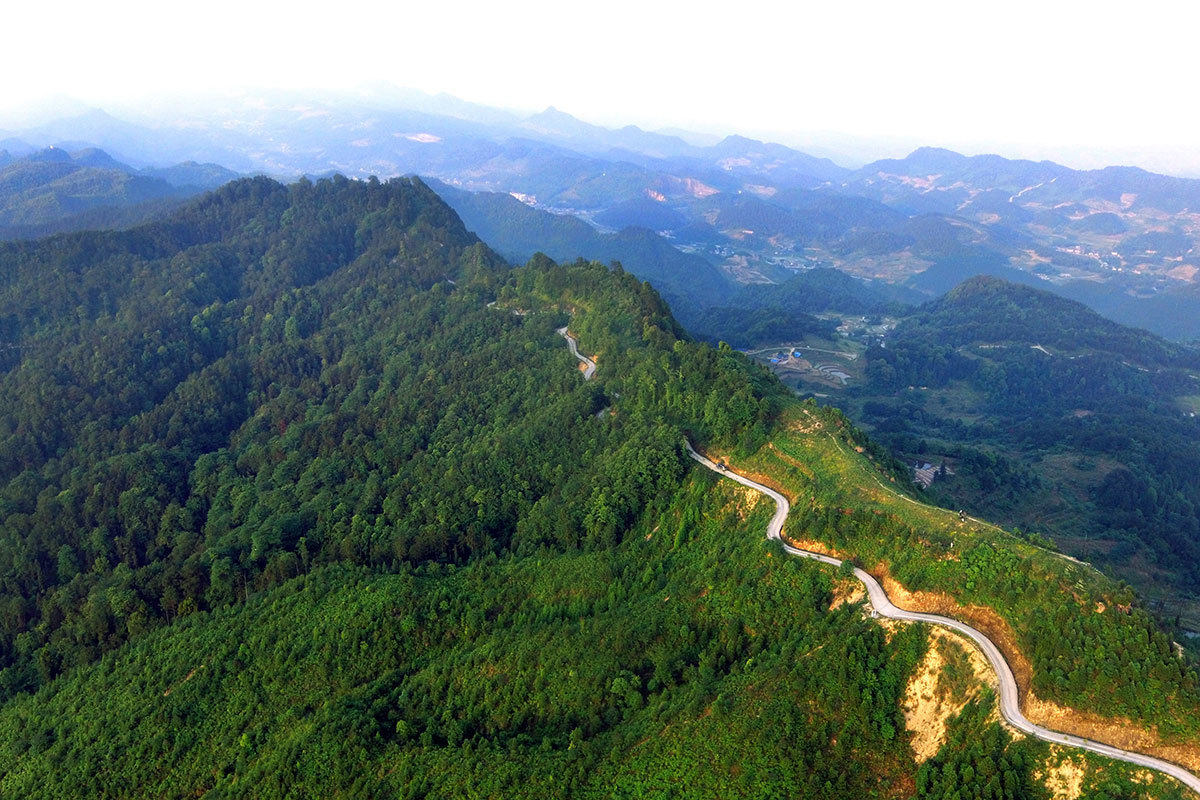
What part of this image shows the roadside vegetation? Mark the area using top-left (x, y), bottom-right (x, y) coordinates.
top-left (737, 401), bottom-right (1200, 747)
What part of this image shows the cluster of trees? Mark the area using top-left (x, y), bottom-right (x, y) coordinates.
top-left (0, 176), bottom-right (512, 695)
top-left (855, 276), bottom-right (1200, 590)
top-left (914, 698), bottom-right (1041, 800)
top-left (687, 305), bottom-right (836, 349)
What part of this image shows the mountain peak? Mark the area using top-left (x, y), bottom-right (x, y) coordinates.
top-left (27, 146), bottom-right (73, 164)
top-left (523, 106), bottom-right (597, 138)
top-left (902, 146), bottom-right (969, 171)
top-left (69, 147), bottom-right (129, 170)
top-left (530, 105), bottom-right (575, 122)
top-left (715, 133), bottom-right (761, 149)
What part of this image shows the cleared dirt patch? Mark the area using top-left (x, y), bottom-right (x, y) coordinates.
top-left (725, 485), bottom-right (765, 521)
top-left (875, 567), bottom-right (1034, 699)
top-left (904, 642), bottom-right (948, 761)
top-left (829, 580), bottom-right (864, 610)
top-left (1025, 696), bottom-right (1200, 773)
top-left (903, 628), bottom-right (991, 762)
top-left (1038, 755), bottom-right (1086, 800)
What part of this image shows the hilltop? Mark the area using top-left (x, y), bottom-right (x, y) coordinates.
top-left (835, 276), bottom-right (1200, 604)
top-left (0, 145), bottom-right (237, 239)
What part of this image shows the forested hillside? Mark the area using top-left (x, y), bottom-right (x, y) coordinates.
top-left (848, 277), bottom-right (1200, 600)
top-left (0, 177), bottom-right (1192, 798)
top-left (0, 176), bottom-right (921, 798)
top-left (428, 179), bottom-right (732, 322)
top-left (0, 147), bottom-right (236, 240)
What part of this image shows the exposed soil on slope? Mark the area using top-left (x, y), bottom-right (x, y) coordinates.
top-left (874, 566), bottom-right (1200, 773)
top-left (903, 628), bottom-right (991, 762)
top-left (1025, 696), bottom-right (1200, 773)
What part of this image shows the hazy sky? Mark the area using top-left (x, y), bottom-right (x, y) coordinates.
top-left (5, 0), bottom-right (1199, 170)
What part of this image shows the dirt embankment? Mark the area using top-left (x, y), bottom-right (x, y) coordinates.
top-left (870, 567), bottom-right (1200, 773)
top-left (1025, 696), bottom-right (1200, 773)
top-left (783, 536), bottom-right (840, 558)
top-left (873, 567), bottom-right (1034, 700)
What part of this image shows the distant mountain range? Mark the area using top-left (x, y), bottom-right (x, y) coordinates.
top-left (0, 145), bottom-right (238, 239)
top-left (7, 89), bottom-right (1200, 339)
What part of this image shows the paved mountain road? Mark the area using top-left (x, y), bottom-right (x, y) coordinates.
top-left (557, 315), bottom-right (1199, 794)
top-left (685, 444), bottom-right (1200, 796)
top-left (557, 327), bottom-right (596, 380)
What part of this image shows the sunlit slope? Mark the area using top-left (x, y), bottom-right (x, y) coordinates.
top-left (0, 172), bottom-right (1191, 798)
top-left (731, 400), bottom-right (1200, 764)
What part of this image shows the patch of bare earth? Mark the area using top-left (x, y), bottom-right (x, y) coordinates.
top-left (1025, 696), bottom-right (1200, 773)
top-left (782, 536), bottom-right (841, 559)
top-left (829, 580), bottom-right (864, 610)
top-left (1038, 755), bottom-right (1086, 800)
top-left (1168, 264), bottom-right (1198, 281)
top-left (903, 628), bottom-right (992, 762)
top-left (876, 567), bottom-right (1200, 772)
top-left (784, 414), bottom-right (822, 435)
top-left (724, 485), bottom-right (764, 521)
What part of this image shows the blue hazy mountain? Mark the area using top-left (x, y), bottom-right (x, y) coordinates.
top-left (14, 91), bottom-right (1200, 340)
top-left (0, 146), bottom-right (239, 239)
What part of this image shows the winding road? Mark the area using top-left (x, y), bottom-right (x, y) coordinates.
top-left (557, 326), bottom-right (1200, 795)
top-left (687, 445), bottom-right (1200, 795)
top-left (557, 327), bottom-right (596, 380)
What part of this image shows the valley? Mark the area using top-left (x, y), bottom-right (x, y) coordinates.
top-left (9, 96), bottom-right (1200, 339)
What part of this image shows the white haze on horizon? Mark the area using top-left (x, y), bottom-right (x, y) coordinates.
top-left (3, 0), bottom-right (1199, 176)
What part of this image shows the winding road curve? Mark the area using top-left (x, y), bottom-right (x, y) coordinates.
top-left (557, 326), bottom-right (1200, 795)
top-left (686, 445), bottom-right (1200, 795)
top-left (557, 327), bottom-right (596, 380)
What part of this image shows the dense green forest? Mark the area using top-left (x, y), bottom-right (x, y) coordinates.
top-left (0, 177), bottom-right (1191, 797)
top-left (848, 276), bottom-right (1200, 598)
top-left (0, 474), bottom-right (932, 799)
top-left (0, 174), bottom-right (779, 698)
